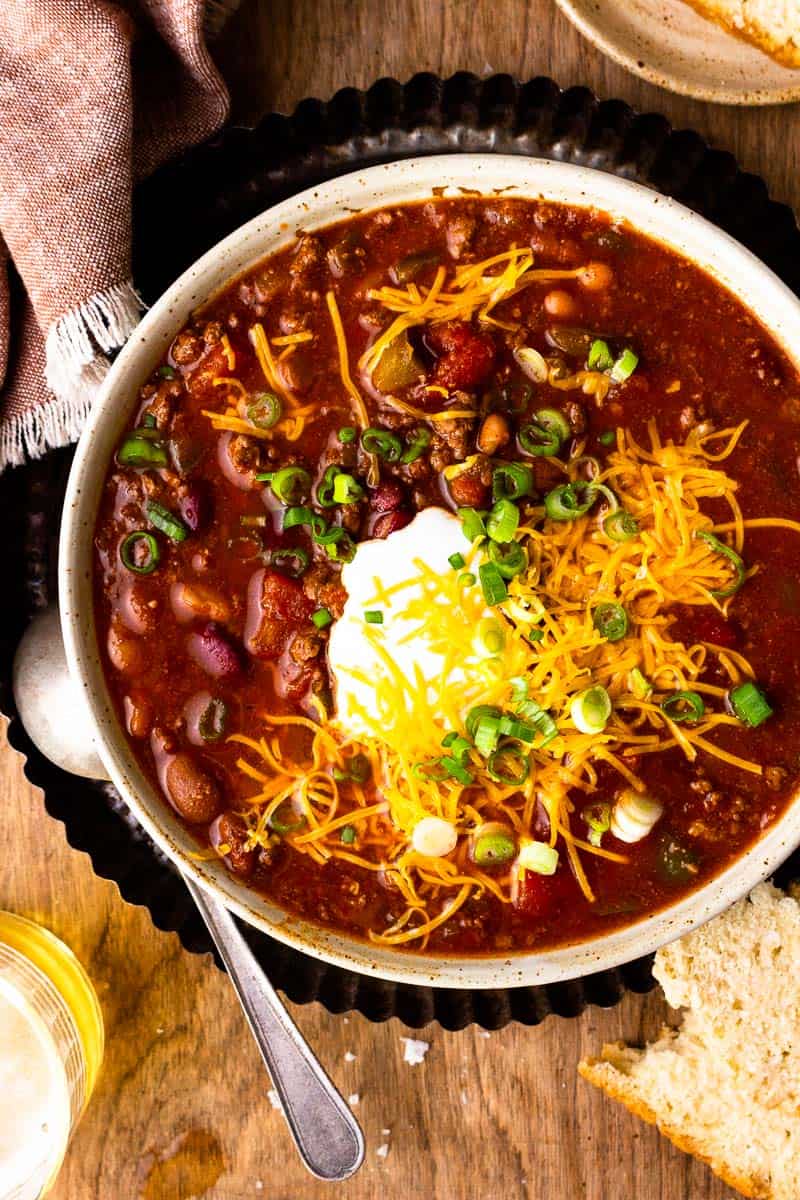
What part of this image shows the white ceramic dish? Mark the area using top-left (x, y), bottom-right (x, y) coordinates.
top-left (555, 0), bottom-right (800, 105)
top-left (59, 153), bottom-right (800, 989)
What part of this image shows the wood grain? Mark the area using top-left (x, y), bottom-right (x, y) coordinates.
top-left (6, 1), bottom-right (796, 1194)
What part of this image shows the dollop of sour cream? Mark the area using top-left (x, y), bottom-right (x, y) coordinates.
top-left (328, 507), bottom-right (481, 740)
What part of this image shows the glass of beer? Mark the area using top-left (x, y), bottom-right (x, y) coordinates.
top-left (0, 912), bottom-right (104, 1199)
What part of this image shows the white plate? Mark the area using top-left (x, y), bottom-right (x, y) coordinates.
top-left (555, 0), bottom-right (800, 105)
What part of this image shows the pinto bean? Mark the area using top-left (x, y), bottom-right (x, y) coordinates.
top-left (543, 289), bottom-right (580, 320)
top-left (578, 262), bottom-right (614, 291)
top-left (165, 753), bottom-right (222, 823)
top-left (124, 693), bottom-right (153, 739)
top-left (107, 623), bottom-right (143, 674)
top-left (477, 412), bottom-right (511, 456)
top-left (447, 469), bottom-right (490, 508)
top-left (179, 480), bottom-right (212, 531)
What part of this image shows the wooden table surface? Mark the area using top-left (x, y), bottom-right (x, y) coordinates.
top-left (6, 2), bottom-right (799, 1197)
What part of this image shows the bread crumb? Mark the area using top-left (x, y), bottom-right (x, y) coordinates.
top-left (381, 1127), bottom-right (391, 1136)
top-left (400, 1036), bottom-right (430, 1065)
top-left (267, 1089), bottom-right (281, 1110)
top-left (376, 1143), bottom-right (390, 1160)
top-left (344, 1050), bottom-right (356, 1062)
top-left (348, 1093), bottom-right (360, 1106)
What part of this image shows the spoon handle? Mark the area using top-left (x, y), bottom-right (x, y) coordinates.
top-left (184, 877), bottom-right (365, 1182)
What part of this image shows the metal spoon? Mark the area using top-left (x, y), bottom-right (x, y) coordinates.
top-left (13, 607), bottom-right (365, 1182)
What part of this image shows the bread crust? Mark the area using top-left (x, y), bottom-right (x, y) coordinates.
top-left (578, 1054), bottom-right (771, 1199)
top-left (677, 0), bottom-right (800, 68)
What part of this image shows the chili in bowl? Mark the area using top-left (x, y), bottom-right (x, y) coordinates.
top-left (60, 155), bottom-right (800, 987)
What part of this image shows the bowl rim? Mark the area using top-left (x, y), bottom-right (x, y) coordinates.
top-left (59, 152), bottom-right (800, 989)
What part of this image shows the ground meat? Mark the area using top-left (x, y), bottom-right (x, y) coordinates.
top-left (428, 322), bottom-right (496, 392)
top-left (247, 569), bottom-right (314, 660)
top-left (202, 320), bottom-right (223, 345)
top-left (290, 234), bottom-right (324, 277)
top-left (446, 213), bottom-right (476, 260)
top-left (302, 564), bottom-right (347, 617)
top-left (147, 381), bottom-right (182, 431)
top-left (765, 766), bottom-right (788, 791)
top-left (171, 330), bottom-right (203, 365)
top-left (433, 416), bottom-right (475, 461)
top-left (227, 434), bottom-right (262, 473)
top-left (563, 399), bottom-right (587, 435)
top-left (289, 630), bottom-right (322, 664)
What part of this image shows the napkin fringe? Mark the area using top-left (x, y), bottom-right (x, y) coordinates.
top-left (0, 366), bottom-right (104, 469)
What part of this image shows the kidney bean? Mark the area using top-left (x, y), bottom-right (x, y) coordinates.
top-left (165, 753), bottom-right (222, 823)
top-left (369, 480), bottom-right (406, 513)
top-left (179, 480), bottom-right (212, 532)
top-left (188, 621), bottom-right (244, 679)
top-left (427, 321), bottom-right (496, 391)
top-left (209, 812), bottom-right (256, 878)
top-left (372, 508), bottom-right (413, 538)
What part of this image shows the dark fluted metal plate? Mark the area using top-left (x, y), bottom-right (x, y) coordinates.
top-left (5, 72), bottom-right (800, 1030)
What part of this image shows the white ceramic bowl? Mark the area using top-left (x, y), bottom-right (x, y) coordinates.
top-left (59, 154), bottom-right (800, 989)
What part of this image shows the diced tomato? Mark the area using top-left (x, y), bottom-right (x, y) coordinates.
top-left (673, 604), bottom-right (739, 649)
top-left (261, 569), bottom-right (313, 624)
top-left (246, 569), bottom-right (313, 660)
top-left (513, 868), bottom-right (576, 920)
top-left (427, 321), bottom-right (496, 391)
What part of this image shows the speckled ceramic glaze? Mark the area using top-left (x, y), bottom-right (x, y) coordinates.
top-left (59, 154), bottom-right (800, 988)
top-left (555, 0), bottom-right (800, 105)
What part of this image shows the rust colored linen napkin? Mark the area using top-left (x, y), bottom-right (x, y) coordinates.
top-left (0, 0), bottom-right (236, 470)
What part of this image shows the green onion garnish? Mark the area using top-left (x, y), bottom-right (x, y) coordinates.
top-left (510, 676), bottom-right (529, 703)
top-left (487, 744), bottom-right (530, 785)
top-left (478, 561), bottom-right (508, 606)
top-left (492, 462), bottom-right (534, 501)
top-left (695, 530), bottom-right (746, 598)
top-left (487, 540), bottom-right (527, 579)
top-left (517, 841), bottom-right (559, 876)
top-left (340, 825), bottom-right (357, 844)
top-left (729, 681), bottom-right (772, 727)
top-left (439, 757), bottom-right (474, 785)
top-left (472, 830), bottom-right (517, 867)
top-left (660, 690), bottom-right (705, 724)
top-left (315, 464), bottom-right (342, 507)
top-left (146, 500), bottom-right (188, 542)
top-left (448, 552), bottom-right (466, 570)
top-left (325, 533), bottom-right (356, 563)
top-left (360, 427), bottom-right (403, 462)
top-left (283, 505), bottom-right (315, 531)
top-left (486, 498), bottom-right (519, 544)
top-left (441, 732), bottom-right (472, 764)
top-left (474, 715), bottom-right (502, 757)
top-left (270, 546), bottom-right (310, 577)
top-left (338, 426), bottom-right (357, 443)
top-left (458, 507), bottom-right (487, 543)
top-left (458, 571), bottom-right (477, 588)
top-left (519, 408), bottom-right (571, 457)
top-left (246, 391), bottom-right (282, 430)
top-left (270, 466), bottom-right (311, 505)
top-left (544, 481), bottom-right (597, 521)
top-left (332, 473), bottom-right (364, 504)
top-left (466, 705), bottom-right (502, 740)
top-left (582, 802), bottom-right (611, 848)
top-left (400, 427), bottom-right (431, 464)
top-left (599, 430), bottom-right (616, 447)
top-left (198, 698), bottom-right (228, 742)
top-left (364, 610), bottom-right (383, 624)
top-left (312, 608), bottom-right (333, 629)
top-left (587, 339), bottom-right (614, 372)
top-left (120, 530), bottom-right (160, 575)
top-left (610, 348), bottom-right (638, 383)
top-left (604, 509), bottom-right (639, 542)
top-left (570, 685), bottom-right (612, 734)
top-left (516, 698), bottom-right (559, 745)
top-left (158, 365), bottom-right (177, 379)
top-left (117, 429), bottom-right (168, 469)
top-left (476, 618), bottom-right (506, 655)
top-left (333, 753), bottom-right (371, 784)
top-left (592, 602), bottom-right (628, 643)
top-left (268, 800), bottom-right (307, 836)
top-left (630, 667), bottom-right (652, 699)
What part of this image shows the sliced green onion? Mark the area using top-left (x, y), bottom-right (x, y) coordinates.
top-left (630, 667), bottom-right (652, 700)
top-left (466, 705), bottom-right (502, 741)
top-left (313, 523), bottom-right (347, 546)
top-left (592, 602), bottom-right (628, 642)
top-left (364, 610), bottom-right (383, 625)
top-left (268, 800), bottom-right (307, 836)
top-left (270, 466), bottom-right (311, 505)
top-left (587, 339), bottom-right (614, 372)
top-left (510, 676), bottom-right (529, 704)
top-left (255, 471), bottom-right (274, 483)
top-left (312, 608), bottom-right (333, 629)
top-left (695, 530), bottom-right (746, 598)
top-left (599, 429), bottom-right (616, 447)
top-left (582, 802), bottom-right (611, 848)
top-left (570, 685), bottom-right (612, 734)
top-left (476, 617), bottom-right (506, 655)
top-left (487, 540), bottom-right (527, 579)
top-left (486, 498), bottom-right (520, 544)
top-left (441, 732), bottom-right (472, 764)
top-left (660, 690), bottom-right (705, 724)
top-left (519, 408), bottom-right (570, 457)
top-left (142, 413), bottom-right (157, 429)
top-left (478, 561), bottom-right (508, 606)
top-left (120, 530), bottom-right (160, 574)
top-left (497, 716), bottom-right (537, 743)
top-left (592, 482), bottom-right (619, 514)
top-left (516, 698), bottom-right (558, 746)
top-left (338, 426), bottom-right (357, 443)
top-left (117, 429), bottom-right (169, 468)
top-left (458, 571), bottom-right (477, 588)
top-left (610, 348), bottom-right (638, 383)
top-left (729, 681), bottom-right (772, 727)
top-left (146, 500), bottom-right (188, 542)
top-left (448, 552), bottom-right (465, 570)
top-left (198, 698), bottom-right (228, 742)
top-left (400, 427), bottom-right (431, 464)
top-left (604, 509), bottom-right (639, 542)
top-left (492, 462), bottom-right (534, 501)
top-left (332, 753), bottom-right (371, 784)
top-left (340, 825), bottom-right (357, 844)
top-left (246, 391), bottom-right (282, 430)
top-left (158, 365), bottom-right (177, 380)
top-left (474, 715), bottom-right (502, 757)
top-left (361, 427), bottom-right (403, 462)
top-left (472, 830), bottom-right (517, 867)
top-left (332, 473), bottom-right (364, 504)
top-left (544, 481), bottom-right (597, 521)
top-left (439, 756), bottom-right (474, 785)
top-left (325, 533), bottom-right (356, 563)
top-left (517, 841), bottom-right (559, 876)
top-left (284, 505), bottom-right (315, 531)
top-left (270, 546), bottom-right (309, 577)
top-left (315, 464), bottom-right (342, 507)
top-left (459, 507), bottom-right (487, 543)
top-left (487, 744), bottom-right (530, 785)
